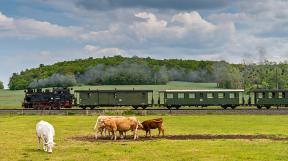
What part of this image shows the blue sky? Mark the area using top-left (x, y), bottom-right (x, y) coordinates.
top-left (0, 0), bottom-right (288, 88)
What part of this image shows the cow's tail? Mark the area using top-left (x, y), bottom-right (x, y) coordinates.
top-left (94, 117), bottom-right (101, 130)
top-left (94, 117), bottom-right (101, 139)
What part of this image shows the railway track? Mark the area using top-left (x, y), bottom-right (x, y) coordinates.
top-left (2, 108), bottom-right (288, 115)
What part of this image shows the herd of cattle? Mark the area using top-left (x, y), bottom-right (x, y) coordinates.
top-left (36, 116), bottom-right (164, 153)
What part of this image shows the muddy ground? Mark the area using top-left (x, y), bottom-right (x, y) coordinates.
top-left (70, 134), bottom-right (288, 142)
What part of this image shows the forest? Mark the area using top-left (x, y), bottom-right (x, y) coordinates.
top-left (8, 56), bottom-right (288, 91)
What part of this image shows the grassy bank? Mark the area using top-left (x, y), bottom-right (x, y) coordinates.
top-left (1, 115), bottom-right (288, 161)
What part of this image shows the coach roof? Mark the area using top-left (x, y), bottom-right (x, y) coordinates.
top-left (252, 89), bottom-right (288, 92)
top-left (74, 89), bottom-right (153, 93)
top-left (160, 89), bottom-right (244, 92)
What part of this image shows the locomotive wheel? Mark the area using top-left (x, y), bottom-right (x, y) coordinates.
top-left (231, 106), bottom-right (237, 109)
top-left (175, 106), bottom-right (180, 110)
top-left (166, 106), bottom-right (172, 110)
top-left (142, 106), bottom-right (147, 110)
top-left (90, 106), bottom-right (95, 110)
top-left (265, 106), bottom-right (271, 109)
top-left (221, 106), bottom-right (227, 109)
top-left (257, 106), bottom-right (262, 109)
top-left (81, 106), bottom-right (87, 110)
top-left (132, 106), bottom-right (138, 110)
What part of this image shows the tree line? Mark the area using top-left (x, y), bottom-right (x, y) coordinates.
top-left (8, 55), bottom-right (288, 90)
top-left (9, 56), bottom-right (217, 90)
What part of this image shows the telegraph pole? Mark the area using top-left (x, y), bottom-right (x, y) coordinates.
top-left (276, 67), bottom-right (279, 89)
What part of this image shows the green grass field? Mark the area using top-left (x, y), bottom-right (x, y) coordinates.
top-left (0, 81), bottom-right (218, 109)
top-left (0, 89), bottom-right (24, 109)
top-left (1, 115), bottom-right (288, 161)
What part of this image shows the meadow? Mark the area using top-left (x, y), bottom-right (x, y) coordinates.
top-left (1, 115), bottom-right (288, 161)
top-left (0, 81), bottom-right (218, 109)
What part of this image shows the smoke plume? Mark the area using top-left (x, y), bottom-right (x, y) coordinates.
top-left (29, 74), bottom-right (77, 88)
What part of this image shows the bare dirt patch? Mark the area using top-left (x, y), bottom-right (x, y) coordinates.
top-left (69, 134), bottom-right (288, 142)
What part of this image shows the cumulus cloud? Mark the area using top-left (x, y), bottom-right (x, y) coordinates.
top-left (76, 0), bottom-right (232, 10)
top-left (81, 11), bottom-right (235, 49)
top-left (0, 12), bottom-right (79, 38)
top-left (83, 44), bottom-right (127, 57)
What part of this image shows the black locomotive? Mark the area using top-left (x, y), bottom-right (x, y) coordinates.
top-left (23, 88), bottom-right (74, 110)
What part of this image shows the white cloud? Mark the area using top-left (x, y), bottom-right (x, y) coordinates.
top-left (83, 44), bottom-right (98, 53)
top-left (81, 11), bottom-right (235, 49)
top-left (0, 11), bottom-right (79, 38)
top-left (171, 11), bottom-right (215, 31)
top-left (132, 12), bottom-right (168, 40)
top-left (83, 44), bottom-right (127, 57)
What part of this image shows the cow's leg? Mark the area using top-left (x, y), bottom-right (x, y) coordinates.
top-left (114, 131), bottom-right (117, 140)
top-left (145, 130), bottom-right (148, 137)
top-left (43, 140), bottom-right (47, 152)
top-left (119, 132), bottom-right (124, 139)
top-left (133, 130), bottom-right (136, 140)
top-left (42, 136), bottom-right (48, 152)
top-left (134, 126), bottom-right (138, 140)
top-left (108, 129), bottom-right (111, 137)
top-left (95, 128), bottom-right (99, 139)
top-left (162, 128), bottom-right (165, 136)
top-left (37, 137), bottom-right (41, 150)
top-left (110, 131), bottom-right (114, 140)
top-left (99, 128), bottom-right (103, 137)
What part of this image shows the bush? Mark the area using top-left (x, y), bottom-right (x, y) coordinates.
top-left (0, 81), bottom-right (4, 89)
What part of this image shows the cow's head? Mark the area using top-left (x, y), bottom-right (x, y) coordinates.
top-left (137, 120), bottom-right (143, 129)
top-left (45, 141), bottom-right (56, 153)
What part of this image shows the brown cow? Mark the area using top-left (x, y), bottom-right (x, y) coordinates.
top-left (140, 118), bottom-right (164, 137)
top-left (101, 116), bottom-right (142, 140)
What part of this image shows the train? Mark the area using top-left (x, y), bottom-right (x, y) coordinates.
top-left (23, 88), bottom-right (74, 110)
top-left (22, 87), bottom-right (288, 110)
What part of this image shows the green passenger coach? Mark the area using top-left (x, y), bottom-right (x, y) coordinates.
top-left (74, 89), bottom-right (153, 109)
top-left (159, 89), bottom-right (244, 109)
top-left (251, 89), bottom-right (288, 109)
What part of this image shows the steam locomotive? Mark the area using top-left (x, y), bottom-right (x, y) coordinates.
top-left (23, 88), bottom-right (74, 110)
top-left (23, 87), bottom-right (288, 110)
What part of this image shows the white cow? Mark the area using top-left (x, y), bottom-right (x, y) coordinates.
top-left (36, 120), bottom-right (56, 153)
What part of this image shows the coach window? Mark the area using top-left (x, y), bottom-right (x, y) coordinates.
top-left (167, 93), bottom-right (173, 99)
top-left (178, 93), bottom-right (185, 99)
top-left (268, 92), bottom-right (273, 99)
top-left (218, 93), bottom-right (224, 98)
top-left (189, 93), bottom-right (195, 99)
top-left (200, 93), bottom-right (204, 98)
top-left (229, 93), bottom-right (235, 99)
top-left (279, 92), bottom-right (283, 98)
top-left (207, 93), bottom-right (213, 99)
top-left (258, 93), bottom-right (263, 98)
